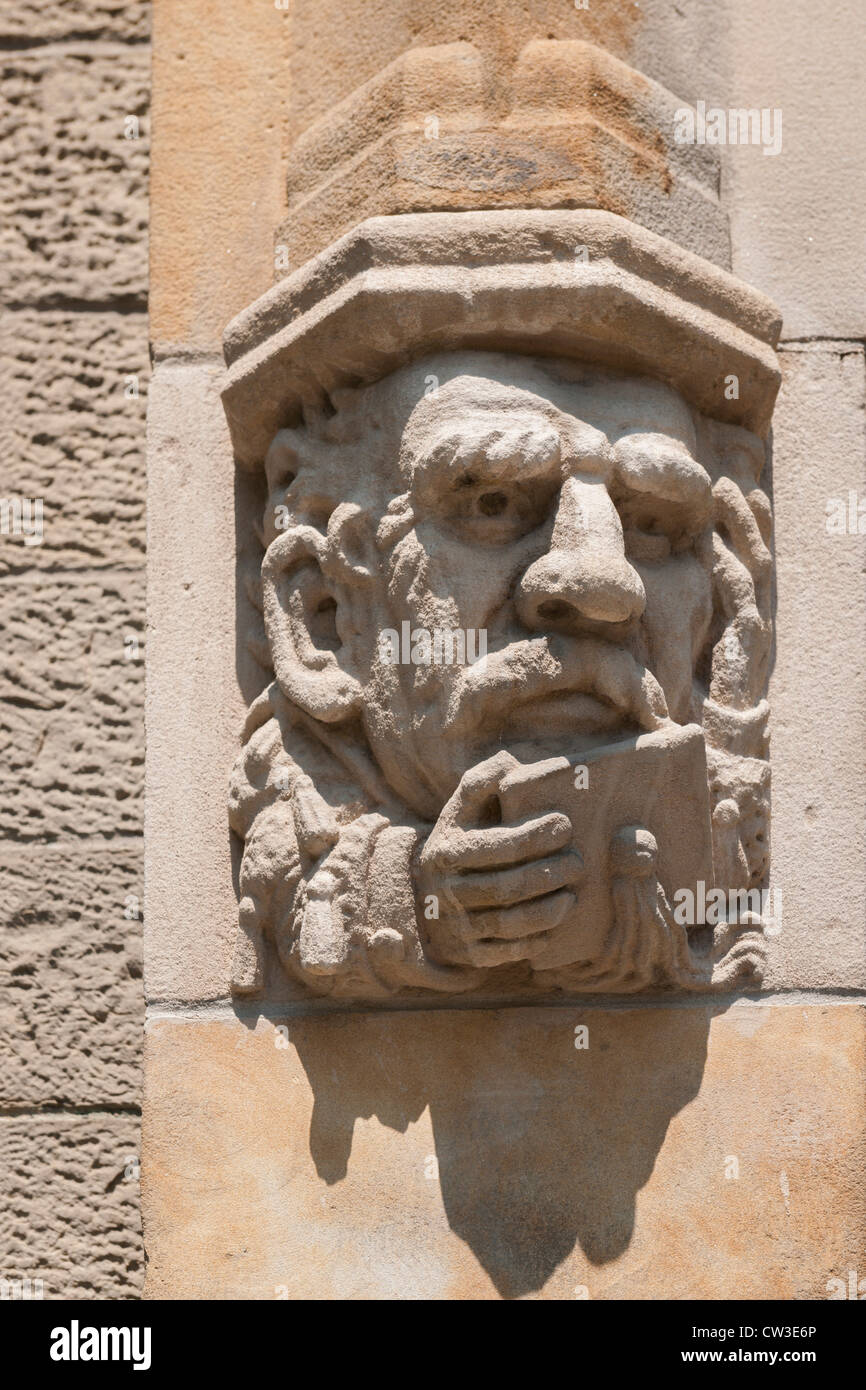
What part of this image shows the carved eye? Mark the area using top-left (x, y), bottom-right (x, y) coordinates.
top-left (444, 474), bottom-right (555, 544)
top-left (614, 491), bottom-right (681, 561)
top-left (267, 469), bottom-right (296, 506)
top-left (623, 527), bottom-right (672, 563)
top-left (477, 490), bottom-right (509, 517)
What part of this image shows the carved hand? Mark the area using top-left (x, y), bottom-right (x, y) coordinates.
top-left (416, 750), bottom-right (584, 969)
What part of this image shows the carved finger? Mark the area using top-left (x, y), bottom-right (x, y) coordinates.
top-left (459, 927), bottom-right (560, 968)
top-left (449, 850), bottom-right (584, 909)
top-left (425, 811), bottom-right (572, 871)
top-left (438, 749), bottom-right (522, 829)
top-left (466, 886), bottom-right (577, 941)
top-left (714, 476), bottom-right (771, 588)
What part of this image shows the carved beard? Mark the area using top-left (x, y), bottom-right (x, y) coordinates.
top-left (230, 395), bottom-right (772, 1000)
top-left (354, 545), bottom-right (701, 818)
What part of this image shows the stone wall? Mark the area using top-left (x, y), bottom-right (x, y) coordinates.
top-left (0, 0), bottom-right (148, 1298)
top-left (142, 0), bottom-right (865, 1301)
top-left (2, 0), bottom-right (863, 1304)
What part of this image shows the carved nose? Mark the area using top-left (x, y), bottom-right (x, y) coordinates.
top-left (516, 476), bottom-right (646, 630)
top-left (517, 549), bottom-right (646, 627)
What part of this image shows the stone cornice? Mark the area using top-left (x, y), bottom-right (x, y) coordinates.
top-left (222, 208), bottom-right (781, 468)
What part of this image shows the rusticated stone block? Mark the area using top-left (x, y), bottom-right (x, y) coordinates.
top-left (0, 310), bottom-right (147, 574)
top-left (0, 844), bottom-right (142, 1107)
top-left (0, 571), bottom-right (144, 842)
top-left (0, 46), bottom-right (148, 303)
top-left (0, 1), bottom-right (149, 42)
top-left (142, 1003), bottom-right (866, 1299)
top-left (0, 1112), bottom-right (142, 1299)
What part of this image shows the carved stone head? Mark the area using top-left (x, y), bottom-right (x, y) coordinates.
top-left (222, 211), bottom-right (780, 1001)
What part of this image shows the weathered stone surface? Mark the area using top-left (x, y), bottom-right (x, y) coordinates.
top-left (147, 0), bottom-right (866, 345)
top-left (0, 310), bottom-right (147, 573)
top-left (0, 46), bottom-right (148, 303)
top-left (0, 1), bottom-right (149, 42)
top-left (283, 0), bottom-right (645, 144)
top-left (149, 0), bottom-right (287, 354)
top-left (0, 571), bottom-right (144, 842)
top-left (228, 351), bottom-right (774, 1002)
top-left (143, 0), bottom-right (865, 1310)
top-left (147, 0), bottom-right (733, 358)
top-left (142, 1002), bottom-right (866, 1299)
top-left (223, 209), bottom-right (781, 468)
top-left (0, 844), bottom-right (142, 1107)
top-left (279, 39), bottom-right (728, 270)
top-left (766, 343), bottom-right (866, 991)
top-left (282, 0), bottom-right (866, 340)
top-left (0, 1112), bottom-right (142, 1299)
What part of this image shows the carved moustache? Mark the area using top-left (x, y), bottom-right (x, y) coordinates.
top-left (447, 632), bottom-right (670, 735)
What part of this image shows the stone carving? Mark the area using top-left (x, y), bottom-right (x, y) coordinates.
top-left (277, 39), bottom-right (729, 268)
top-left (223, 211), bottom-right (779, 1001)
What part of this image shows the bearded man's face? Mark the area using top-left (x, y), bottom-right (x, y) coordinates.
top-left (355, 357), bottom-right (715, 809)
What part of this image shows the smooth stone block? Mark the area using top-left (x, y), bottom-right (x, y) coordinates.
top-left (142, 1001), bottom-right (865, 1300)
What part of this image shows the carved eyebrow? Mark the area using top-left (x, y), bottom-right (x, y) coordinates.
top-left (411, 411), bottom-right (563, 495)
top-left (613, 437), bottom-right (712, 513)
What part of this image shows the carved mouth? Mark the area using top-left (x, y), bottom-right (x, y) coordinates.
top-left (452, 633), bottom-right (669, 739)
top-left (501, 689), bottom-right (632, 741)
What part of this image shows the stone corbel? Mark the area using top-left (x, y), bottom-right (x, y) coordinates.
top-left (221, 206), bottom-right (780, 1004)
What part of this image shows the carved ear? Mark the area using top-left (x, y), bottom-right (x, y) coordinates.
top-left (261, 526), bottom-right (364, 723)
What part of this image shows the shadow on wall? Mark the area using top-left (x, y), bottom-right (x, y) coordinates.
top-left (288, 1003), bottom-right (712, 1299)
